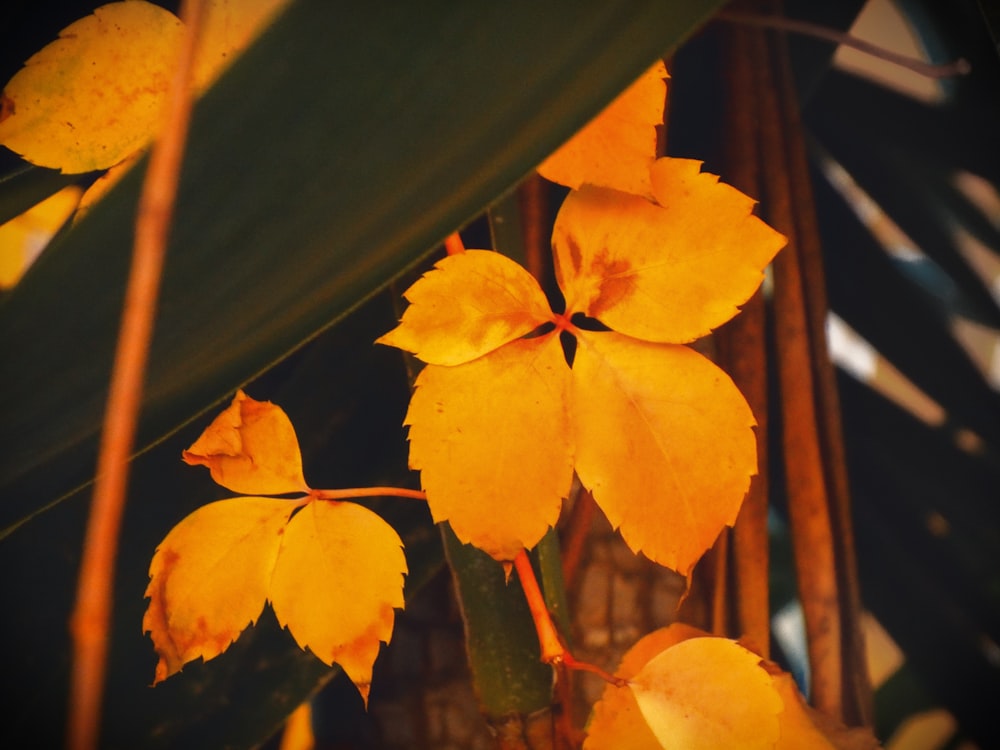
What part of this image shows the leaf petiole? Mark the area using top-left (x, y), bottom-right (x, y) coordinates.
top-left (310, 487), bottom-right (427, 501)
top-left (512, 550), bottom-right (627, 688)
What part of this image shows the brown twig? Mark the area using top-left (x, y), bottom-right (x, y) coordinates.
top-left (718, 11), bottom-right (772, 660)
top-left (67, 2), bottom-right (204, 748)
top-left (717, 9), bottom-right (971, 79)
top-left (750, 9), bottom-right (846, 719)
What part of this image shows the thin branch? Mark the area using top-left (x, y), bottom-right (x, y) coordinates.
top-left (716, 10), bottom-right (971, 79)
top-left (67, 2), bottom-right (204, 749)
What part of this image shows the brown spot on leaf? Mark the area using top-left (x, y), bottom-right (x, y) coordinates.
top-left (0, 93), bottom-right (15, 123)
top-left (589, 249), bottom-right (636, 315)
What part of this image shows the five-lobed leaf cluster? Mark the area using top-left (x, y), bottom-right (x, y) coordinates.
top-left (378, 62), bottom-right (785, 575)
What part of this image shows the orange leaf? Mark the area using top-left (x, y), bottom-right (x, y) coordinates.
top-left (269, 500), bottom-right (406, 705)
top-left (0, 1), bottom-right (184, 173)
top-left (183, 389), bottom-right (309, 495)
top-left (405, 335), bottom-right (573, 561)
top-left (143, 496), bottom-right (296, 684)
top-left (538, 60), bottom-right (667, 196)
top-left (630, 637), bottom-right (782, 750)
top-left (376, 250), bottom-right (553, 366)
top-left (572, 332), bottom-right (756, 574)
top-left (553, 159), bottom-right (785, 343)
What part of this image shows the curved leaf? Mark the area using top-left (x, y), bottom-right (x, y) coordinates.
top-left (0, 0), bottom-right (726, 536)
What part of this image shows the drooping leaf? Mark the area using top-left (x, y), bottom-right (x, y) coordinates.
top-left (376, 250), bottom-right (553, 366)
top-left (572, 332), bottom-right (757, 573)
top-left (538, 60), bottom-right (668, 196)
top-left (629, 636), bottom-right (783, 750)
top-left (0, 185), bottom-right (81, 288)
top-left (0, 0), bottom-right (726, 537)
top-left (143, 495), bottom-right (297, 684)
top-left (182, 389), bottom-right (308, 495)
top-left (553, 158), bottom-right (785, 343)
top-left (269, 499), bottom-right (406, 706)
top-left (0, 1), bottom-right (184, 173)
top-left (405, 335), bottom-right (573, 562)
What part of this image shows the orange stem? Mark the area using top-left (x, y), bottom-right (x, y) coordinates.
top-left (513, 550), bottom-right (565, 664)
top-left (312, 487), bottom-right (427, 501)
top-left (67, 3), bottom-right (204, 749)
top-left (444, 232), bottom-right (466, 255)
top-left (513, 550), bottom-right (626, 687)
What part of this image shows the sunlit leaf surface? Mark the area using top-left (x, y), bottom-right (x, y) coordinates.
top-left (0, 1), bottom-right (183, 173)
top-left (405, 335), bottom-right (573, 561)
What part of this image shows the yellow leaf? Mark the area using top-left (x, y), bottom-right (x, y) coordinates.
top-left (376, 250), bottom-right (553, 366)
top-left (630, 637), bottom-right (783, 750)
top-left (194, 0), bottom-right (293, 91)
top-left (584, 624), bottom-right (708, 750)
top-left (405, 335), bottom-right (573, 561)
top-left (552, 159), bottom-right (785, 343)
top-left (538, 61), bottom-right (667, 196)
top-left (143, 496), bottom-right (296, 684)
top-left (0, 185), bottom-right (82, 289)
top-left (0, 1), bottom-right (184, 173)
top-left (572, 332), bottom-right (756, 574)
top-left (183, 389), bottom-right (309, 495)
top-left (269, 500), bottom-right (406, 705)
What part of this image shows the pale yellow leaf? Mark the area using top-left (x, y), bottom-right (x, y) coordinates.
top-left (183, 389), bottom-right (309, 495)
top-left (0, 1), bottom-right (184, 173)
top-left (0, 185), bottom-right (82, 288)
top-left (376, 250), bottom-right (553, 366)
top-left (552, 159), bottom-right (785, 343)
top-left (572, 332), bottom-right (756, 575)
top-left (630, 637), bottom-right (782, 750)
top-left (538, 61), bottom-right (667, 196)
top-left (584, 624), bottom-right (709, 750)
top-left (143, 496), bottom-right (295, 684)
top-left (269, 500), bottom-right (406, 705)
top-left (405, 335), bottom-right (573, 561)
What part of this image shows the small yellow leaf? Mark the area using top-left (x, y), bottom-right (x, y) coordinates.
top-left (0, 1), bottom-right (184, 173)
top-left (269, 500), bottom-right (406, 705)
top-left (572, 332), bottom-right (756, 575)
top-left (194, 0), bottom-right (292, 91)
top-left (376, 250), bottom-right (553, 366)
top-left (0, 185), bottom-right (82, 289)
top-left (183, 389), bottom-right (309, 495)
top-left (143, 496), bottom-right (295, 684)
top-left (630, 637), bottom-right (783, 750)
top-left (405, 335), bottom-right (573, 561)
top-left (584, 624), bottom-right (708, 750)
top-left (538, 61), bottom-right (667, 196)
top-left (552, 159), bottom-right (785, 343)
